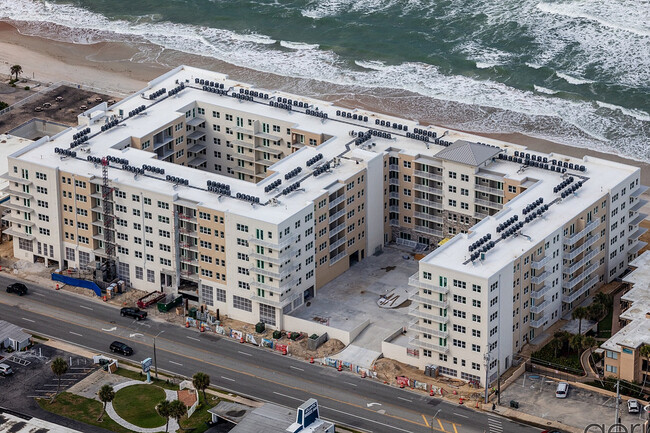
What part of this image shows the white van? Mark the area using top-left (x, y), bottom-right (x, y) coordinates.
top-left (555, 382), bottom-right (569, 398)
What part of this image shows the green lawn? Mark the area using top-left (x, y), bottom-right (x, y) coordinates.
top-left (37, 393), bottom-right (131, 433)
top-left (113, 384), bottom-right (167, 428)
top-left (183, 393), bottom-right (219, 433)
top-left (597, 306), bottom-right (613, 338)
top-left (531, 338), bottom-right (584, 374)
top-left (114, 367), bottom-right (178, 390)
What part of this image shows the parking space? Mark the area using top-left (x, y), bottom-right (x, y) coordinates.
top-left (501, 373), bottom-right (645, 432)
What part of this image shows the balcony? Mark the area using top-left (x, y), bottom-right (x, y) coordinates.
top-left (153, 135), bottom-right (174, 150)
top-left (389, 205), bottom-right (400, 213)
top-left (232, 166), bottom-right (255, 176)
top-left (563, 263), bottom-right (598, 290)
top-left (474, 211), bottom-right (490, 219)
top-left (330, 251), bottom-right (347, 265)
top-left (408, 322), bottom-right (448, 338)
top-left (474, 198), bottom-right (503, 210)
top-left (1, 186), bottom-right (32, 200)
top-left (249, 233), bottom-right (297, 250)
top-left (414, 198), bottom-right (443, 210)
top-left (563, 275), bottom-right (599, 304)
top-left (408, 274), bottom-right (449, 294)
top-left (530, 317), bottom-right (547, 328)
top-left (180, 255), bottom-right (198, 264)
top-left (408, 306), bottom-right (449, 323)
top-left (390, 219), bottom-right (399, 227)
top-left (329, 208), bottom-right (345, 222)
top-left (474, 184), bottom-right (504, 196)
top-left (409, 337), bottom-right (449, 354)
top-left (389, 164), bottom-right (399, 171)
top-left (329, 194), bottom-right (345, 209)
top-left (531, 271), bottom-right (550, 284)
top-left (414, 170), bottom-right (442, 182)
top-left (531, 256), bottom-right (549, 270)
top-left (414, 212), bottom-right (443, 224)
top-left (250, 263), bottom-right (296, 279)
top-left (3, 201), bottom-right (34, 214)
top-left (389, 178), bottom-right (399, 186)
top-left (564, 249), bottom-right (598, 274)
top-left (249, 253), bottom-right (287, 265)
top-left (329, 222), bottom-right (346, 237)
top-left (1, 214), bottom-right (35, 226)
top-left (629, 213), bottom-right (647, 228)
top-left (3, 227), bottom-right (35, 240)
top-left (565, 234), bottom-right (600, 260)
top-left (564, 220), bottom-right (599, 246)
top-left (531, 284), bottom-right (551, 300)
top-left (235, 152), bottom-right (255, 162)
top-left (389, 192), bottom-right (400, 199)
top-left (250, 280), bottom-right (289, 295)
top-left (409, 293), bottom-right (447, 308)
top-left (414, 184), bottom-right (443, 195)
top-left (0, 173), bottom-right (32, 185)
top-left (414, 225), bottom-right (443, 237)
top-left (530, 300), bottom-right (549, 314)
top-left (329, 236), bottom-right (346, 251)
top-left (250, 294), bottom-right (293, 308)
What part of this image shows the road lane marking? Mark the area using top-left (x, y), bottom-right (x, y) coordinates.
top-left (34, 293), bottom-right (45, 297)
top-left (101, 327), bottom-right (117, 332)
top-left (169, 361), bottom-right (183, 366)
top-left (273, 391), bottom-right (303, 401)
top-left (321, 404), bottom-right (430, 433)
top-left (69, 331), bottom-right (82, 337)
top-left (237, 351), bottom-right (252, 357)
top-left (437, 418), bottom-right (444, 431)
top-left (187, 336), bottom-right (200, 342)
top-left (289, 366), bottom-right (304, 372)
top-left (221, 376), bottom-right (235, 382)
top-left (345, 382), bottom-right (357, 387)
top-left (79, 305), bottom-right (93, 311)
top-left (422, 414), bottom-right (430, 427)
top-left (453, 413), bottom-right (469, 418)
top-left (397, 397), bottom-right (412, 402)
top-left (452, 424), bottom-right (459, 433)
top-left (22, 318), bottom-right (35, 323)
top-left (5, 303), bottom-right (455, 432)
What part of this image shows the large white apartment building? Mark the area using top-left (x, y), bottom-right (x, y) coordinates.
top-left (2, 66), bottom-right (646, 384)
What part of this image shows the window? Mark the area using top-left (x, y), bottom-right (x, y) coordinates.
top-left (233, 295), bottom-right (252, 312)
top-left (453, 295), bottom-right (466, 304)
top-left (201, 285), bottom-right (214, 307)
top-left (135, 267), bottom-right (143, 280)
top-left (260, 304), bottom-right (276, 326)
top-left (65, 247), bottom-right (75, 261)
top-left (147, 270), bottom-right (155, 283)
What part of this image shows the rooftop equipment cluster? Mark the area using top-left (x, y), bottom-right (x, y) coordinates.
top-left (374, 119), bottom-right (408, 131)
top-left (142, 164), bottom-right (165, 175)
top-left (554, 176), bottom-right (574, 193)
top-left (524, 204), bottom-right (549, 223)
top-left (264, 179), bottom-right (282, 193)
top-left (122, 164), bottom-right (144, 175)
top-left (235, 193), bottom-right (260, 203)
top-left (239, 88), bottom-right (268, 99)
top-left (73, 128), bottom-right (90, 141)
top-left (165, 175), bottom-right (189, 186)
top-left (337, 110), bottom-right (368, 122)
top-left (306, 108), bottom-right (328, 119)
top-left (70, 133), bottom-right (90, 148)
top-left (101, 118), bottom-right (120, 132)
top-left (277, 97), bottom-right (302, 106)
top-left (167, 82), bottom-right (185, 97)
top-left (232, 92), bottom-right (253, 102)
top-left (523, 197), bottom-right (544, 215)
top-left (282, 181), bottom-right (301, 195)
top-left (560, 180), bottom-right (583, 198)
top-left (306, 153), bottom-right (323, 167)
top-left (468, 233), bottom-right (492, 252)
top-left (128, 105), bottom-right (146, 118)
top-left (353, 130), bottom-right (373, 146)
top-left (203, 85), bottom-right (227, 95)
top-left (86, 155), bottom-right (103, 164)
top-left (313, 161), bottom-right (331, 177)
top-left (367, 129), bottom-right (391, 140)
top-left (496, 215), bottom-right (519, 233)
top-left (55, 147), bottom-right (76, 158)
top-left (105, 155), bottom-right (128, 165)
top-left (285, 167), bottom-right (303, 180)
top-left (407, 127), bottom-right (437, 142)
top-left (196, 78), bottom-right (225, 90)
top-left (207, 180), bottom-right (231, 195)
top-left (469, 240), bottom-right (496, 261)
top-left (500, 221), bottom-right (524, 239)
top-left (269, 100), bottom-right (292, 111)
top-left (148, 88), bottom-right (166, 100)
top-left (434, 138), bottom-right (452, 147)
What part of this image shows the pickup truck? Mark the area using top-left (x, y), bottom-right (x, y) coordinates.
top-left (120, 307), bottom-right (147, 321)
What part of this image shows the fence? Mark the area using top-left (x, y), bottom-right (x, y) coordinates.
top-left (526, 361), bottom-right (586, 383)
top-left (51, 273), bottom-right (101, 296)
top-left (179, 380), bottom-right (200, 417)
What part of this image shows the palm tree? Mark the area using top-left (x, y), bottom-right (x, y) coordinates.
top-left (589, 302), bottom-right (604, 321)
top-left (9, 65), bottom-right (22, 81)
top-left (569, 334), bottom-right (584, 354)
top-left (640, 345), bottom-right (650, 393)
top-left (551, 338), bottom-right (564, 358)
top-left (169, 399), bottom-right (188, 430)
top-left (157, 400), bottom-right (173, 433)
top-left (572, 306), bottom-right (590, 334)
top-left (97, 384), bottom-right (115, 421)
top-left (192, 372), bottom-right (210, 404)
top-left (50, 357), bottom-right (68, 403)
top-left (595, 292), bottom-right (613, 311)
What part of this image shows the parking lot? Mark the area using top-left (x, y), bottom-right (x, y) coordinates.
top-left (501, 373), bottom-right (646, 432)
top-left (0, 343), bottom-right (101, 431)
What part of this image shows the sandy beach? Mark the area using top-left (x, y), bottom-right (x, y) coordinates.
top-left (0, 20), bottom-right (648, 185)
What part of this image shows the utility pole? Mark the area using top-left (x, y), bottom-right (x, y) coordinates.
top-left (497, 359), bottom-right (501, 405)
top-left (153, 336), bottom-right (158, 379)
top-left (484, 351), bottom-right (491, 404)
top-left (615, 379), bottom-right (621, 427)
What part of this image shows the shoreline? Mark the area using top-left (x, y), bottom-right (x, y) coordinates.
top-left (0, 20), bottom-right (648, 185)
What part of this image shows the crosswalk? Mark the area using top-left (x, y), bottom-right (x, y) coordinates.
top-left (487, 413), bottom-right (503, 433)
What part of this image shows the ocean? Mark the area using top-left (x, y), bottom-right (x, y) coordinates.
top-left (2, 0), bottom-right (649, 161)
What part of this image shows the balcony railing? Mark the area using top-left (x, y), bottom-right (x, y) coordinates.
top-left (390, 219), bottom-right (399, 227)
top-left (389, 178), bottom-right (399, 186)
top-left (474, 184), bottom-right (504, 196)
top-left (329, 222), bottom-right (346, 237)
top-left (408, 322), bottom-right (448, 338)
top-left (531, 256), bottom-right (549, 270)
top-left (389, 192), bottom-right (400, 199)
top-left (563, 263), bottom-right (598, 290)
top-left (408, 274), bottom-right (449, 294)
top-left (329, 236), bottom-right (346, 251)
top-left (329, 209), bottom-right (345, 222)
top-left (531, 284), bottom-right (551, 300)
top-left (389, 205), bottom-right (400, 213)
top-left (564, 250), bottom-right (598, 275)
top-left (531, 271), bottom-right (550, 284)
top-left (414, 198), bottom-right (443, 210)
top-left (414, 225), bottom-right (443, 237)
top-left (530, 317), bottom-right (547, 328)
top-left (530, 300), bottom-right (549, 314)
top-left (414, 184), bottom-right (443, 195)
top-left (565, 234), bottom-right (600, 260)
top-left (563, 275), bottom-right (599, 304)
top-left (474, 198), bottom-right (503, 209)
top-left (329, 194), bottom-right (345, 209)
top-left (330, 251), bottom-right (347, 265)
top-left (389, 164), bottom-right (399, 171)
top-left (409, 337), bottom-right (449, 354)
top-left (408, 306), bottom-right (449, 323)
top-left (409, 293), bottom-right (447, 308)
top-left (564, 220), bottom-right (599, 246)
top-left (413, 170), bottom-right (443, 182)
top-left (414, 212), bottom-right (443, 224)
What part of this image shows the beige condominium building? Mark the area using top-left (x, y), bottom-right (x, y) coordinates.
top-left (2, 66), bottom-right (646, 384)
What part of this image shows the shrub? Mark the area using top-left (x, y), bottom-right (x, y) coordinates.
top-left (24, 86), bottom-right (30, 91)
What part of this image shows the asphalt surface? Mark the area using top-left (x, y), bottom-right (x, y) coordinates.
top-left (0, 273), bottom-right (543, 433)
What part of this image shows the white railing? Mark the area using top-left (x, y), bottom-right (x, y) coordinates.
top-left (329, 194), bottom-right (345, 209)
top-left (531, 256), bottom-right (549, 270)
top-left (414, 212), bottom-right (443, 224)
top-left (409, 337), bottom-right (449, 353)
top-left (531, 271), bottom-right (550, 284)
top-left (531, 284), bottom-right (551, 300)
top-left (474, 184), bottom-right (504, 196)
top-left (564, 250), bottom-right (598, 274)
top-left (530, 300), bottom-right (549, 314)
top-left (408, 274), bottom-right (449, 294)
top-left (409, 293), bottom-right (447, 308)
top-left (563, 276), bottom-right (599, 304)
top-left (414, 184), bottom-right (443, 195)
top-left (565, 234), bottom-right (600, 260)
top-left (414, 170), bottom-right (443, 181)
top-left (330, 251), bottom-right (347, 265)
top-left (562, 263), bottom-right (598, 290)
top-left (414, 225), bottom-right (443, 237)
top-left (474, 198), bottom-right (503, 209)
top-left (564, 220), bottom-right (599, 246)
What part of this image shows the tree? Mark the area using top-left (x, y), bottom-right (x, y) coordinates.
top-left (192, 372), bottom-right (210, 403)
top-left (589, 302), bottom-right (604, 321)
top-left (157, 400), bottom-right (173, 433)
top-left (569, 334), bottom-right (583, 353)
top-left (640, 345), bottom-right (650, 393)
top-left (551, 338), bottom-right (564, 358)
top-left (572, 306), bottom-right (590, 334)
top-left (169, 399), bottom-right (188, 430)
top-left (97, 384), bottom-right (115, 421)
top-left (10, 65), bottom-right (22, 81)
top-left (50, 357), bottom-right (68, 403)
top-left (594, 292), bottom-right (613, 311)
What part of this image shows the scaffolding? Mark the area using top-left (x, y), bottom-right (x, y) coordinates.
top-left (101, 157), bottom-right (116, 281)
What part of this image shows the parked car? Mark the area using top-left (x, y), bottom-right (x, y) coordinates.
top-left (555, 382), bottom-right (569, 398)
top-left (6, 283), bottom-right (28, 296)
top-left (628, 399), bottom-right (640, 414)
top-left (109, 341), bottom-right (133, 356)
top-left (0, 363), bottom-right (14, 376)
top-left (120, 307), bottom-right (147, 321)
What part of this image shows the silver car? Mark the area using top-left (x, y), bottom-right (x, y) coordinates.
top-left (628, 399), bottom-right (640, 414)
top-left (0, 363), bottom-right (13, 376)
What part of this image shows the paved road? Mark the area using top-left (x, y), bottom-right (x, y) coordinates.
top-left (0, 274), bottom-right (542, 433)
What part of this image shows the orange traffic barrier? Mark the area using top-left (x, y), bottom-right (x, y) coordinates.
top-left (55, 284), bottom-right (60, 290)
top-left (185, 322), bottom-right (190, 328)
top-left (430, 388), bottom-right (435, 396)
top-left (399, 383), bottom-right (405, 388)
top-left (459, 397), bottom-right (464, 405)
top-left (337, 364), bottom-right (342, 372)
top-left (240, 337), bottom-right (244, 343)
top-left (310, 357), bottom-right (314, 364)
top-left (282, 347), bottom-right (287, 355)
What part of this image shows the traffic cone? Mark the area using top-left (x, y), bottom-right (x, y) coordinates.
top-left (430, 388), bottom-right (434, 397)
top-left (282, 347), bottom-right (287, 355)
top-left (310, 357), bottom-right (314, 364)
top-left (459, 397), bottom-right (464, 405)
top-left (240, 337), bottom-right (244, 343)
top-left (55, 284), bottom-right (60, 291)
top-left (200, 325), bottom-right (205, 332)
top-left (337, 364), bottom-right (342, 372)
top-left (399, 383), bottom-right (405, 388)
top-left (185, 322), bottom-right (190, 328)
top-left (103, 295), bottom-right (107, 302)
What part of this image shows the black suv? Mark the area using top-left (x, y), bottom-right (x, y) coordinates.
top-left (120, 307), bottom-right (147, 320)
top-left (109, 341), bottom-right (133, 356)
top-left (6, 283), bottom-right (28, 296)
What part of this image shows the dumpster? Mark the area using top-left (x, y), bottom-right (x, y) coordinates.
top-left (158, 295), bottom-right (183, 313)
top-left (255, 322), bottom-right (266, 333)
top-left (272, 330), bottom-right (282, 339)
top-left (189, 307), bottom-right (198, 319)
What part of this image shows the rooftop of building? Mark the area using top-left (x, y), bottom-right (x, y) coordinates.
top-left (421, 151), bottom-right (642, 277)
top-left (9, 65), bottom-right (625, 227)
top-left (601, 251), bottom-right (650, 352)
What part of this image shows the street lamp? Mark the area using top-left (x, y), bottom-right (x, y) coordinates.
top-left (153, 330), bottom-right (164, 379)
top-left (431, 409), bottom-right (441, 433)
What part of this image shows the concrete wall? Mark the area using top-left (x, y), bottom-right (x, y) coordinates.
top-left (283, 315), bottom-right (370, 346)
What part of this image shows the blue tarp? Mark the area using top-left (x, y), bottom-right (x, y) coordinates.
top-left (51, 273), bottom-right (102, 296)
